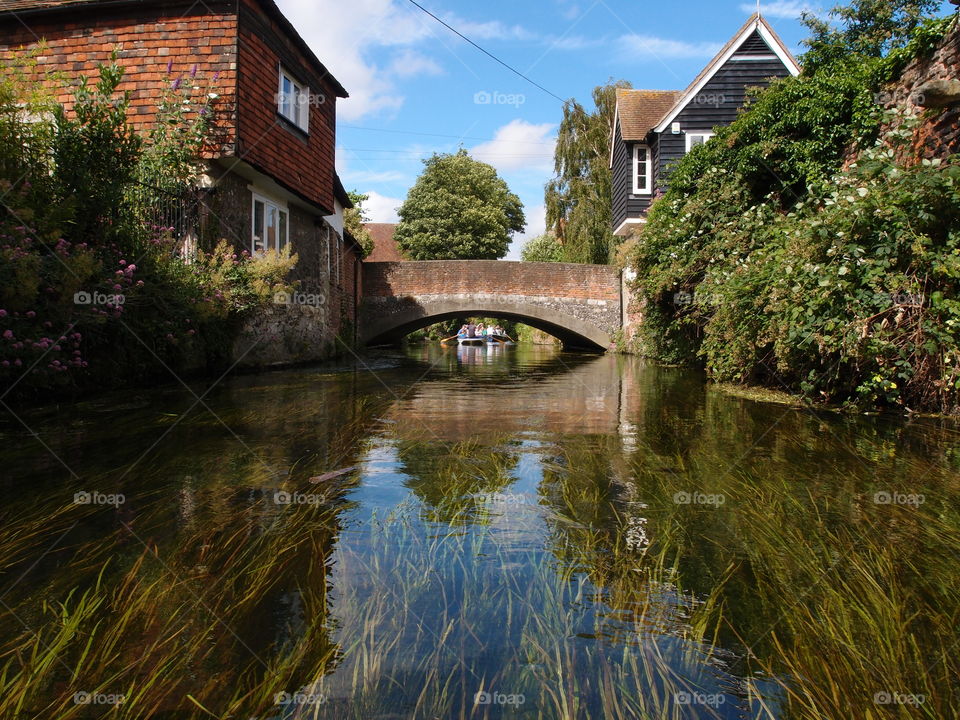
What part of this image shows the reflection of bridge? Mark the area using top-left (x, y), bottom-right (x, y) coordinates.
top-left (360, 261), bottom-right (623, 351)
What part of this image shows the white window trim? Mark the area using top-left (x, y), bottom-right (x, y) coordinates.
top-left (685, 131), bottom-right (715, 153)
top-left (251, 191), bottom-right (290, 255)
top-left (277, 67), bottom-right (310, 133)
top-left (632, 144), bottom-right (652, 195)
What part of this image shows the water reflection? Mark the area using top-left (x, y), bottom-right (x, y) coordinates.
top-left (0, 345), bottom-right (957, 718)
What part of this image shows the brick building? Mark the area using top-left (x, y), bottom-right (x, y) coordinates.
top-left (0, 0), bottom-right (364, 339)
top-left (363, 222), bottom-right (404, 262)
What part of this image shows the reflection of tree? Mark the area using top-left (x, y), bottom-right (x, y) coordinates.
top-left (395, 437), bottom-right (520, 524)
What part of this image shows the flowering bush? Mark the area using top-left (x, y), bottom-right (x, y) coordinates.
top-left (0, 58), bottom-right (299, 397)
top-left (628, 16), bottom-right (960, 413)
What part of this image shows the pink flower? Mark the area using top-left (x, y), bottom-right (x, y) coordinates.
top-left (2, 330), bottom-right (13, 340)
top-left (0, 309), bottom-right (6, 317)
top-left (25, 311), bottom-right (35, 318)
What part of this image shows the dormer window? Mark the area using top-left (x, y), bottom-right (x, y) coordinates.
top-left (633, 145), bottom-right (651, 195)
top-left (278, 68), bottom-right (309, 133)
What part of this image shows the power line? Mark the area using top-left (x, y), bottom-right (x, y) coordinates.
top-left (340, 123), bottom-right (556, 146)
top-left (342, 147), bottom-right (553, 158)
top-left (405, 0), bottom-right (569, 105)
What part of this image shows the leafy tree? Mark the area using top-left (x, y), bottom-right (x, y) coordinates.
top-left (344, 190), bottom-right (374, 258)
top-left (520, 231), bottom-right (563, 262)
top-left (395, 150), bottom-right (524, 260)
top-left (545, 80), bottom-right (630, 265)
top-left (801, 0), bottom-right (943, 71)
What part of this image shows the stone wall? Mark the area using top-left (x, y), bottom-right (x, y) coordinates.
top-left (231, 305), bottom-right (332, 369)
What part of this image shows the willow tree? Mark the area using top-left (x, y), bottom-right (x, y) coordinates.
top-left (545, 80), bottom-right (630, 265)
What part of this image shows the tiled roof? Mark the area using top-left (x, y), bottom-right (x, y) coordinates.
top-left (363, 223), bottom-right (404, 263)
top-left (0, 0), bottom-right (99, 10)
top-left (615, 88), bottom-right (681, 142)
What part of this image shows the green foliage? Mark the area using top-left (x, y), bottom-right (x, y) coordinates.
top-left (545, 80), bottom-right (629, 265)
top-left (629, 9), bottom-right (960, 413)
top-left (0, 59), bottom-right (295, 397)
top-left (519, 231), bottom-right (563, 263)
top-left (801, 0), bottom-right (944, 72)
top-left (395, 150), bottom-right (524, 260)
top-left (345, 190), bottom-right (374, 258)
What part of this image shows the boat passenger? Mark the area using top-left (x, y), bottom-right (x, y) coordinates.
top-left (458, 324), bottom-right (469, 338)
top-left (467, 323), bottom-right (477, 338)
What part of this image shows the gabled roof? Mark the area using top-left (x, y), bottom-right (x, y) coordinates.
top-left (653, 15), bottom-right (800, 133)
top-left (614, 88), bottom-right (681, 142)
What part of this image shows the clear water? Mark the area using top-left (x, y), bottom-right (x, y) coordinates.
top-left (1, 344), bottom-right (958, 718)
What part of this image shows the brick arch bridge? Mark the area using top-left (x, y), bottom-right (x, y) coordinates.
top-left (360, 261), bottom-right (623, 351)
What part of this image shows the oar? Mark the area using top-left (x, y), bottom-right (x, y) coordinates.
top-left (492, 335), bottom-right (508, 343)
top-left (440, 334), bottom-right (460, 345)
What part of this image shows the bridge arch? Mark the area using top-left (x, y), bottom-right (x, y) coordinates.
top-left (360, 261), bottom-right (622, 351)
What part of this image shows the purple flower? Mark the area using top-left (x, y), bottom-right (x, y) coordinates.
top-left (2, 330), bottom-right (12, 340)
top-left (172, 77), bottom-right (182, 91)
top-left (25, 311), bottom-right (35, 319)
top-left (0, 309), bottom-right (6, 317)
top-left (166, 59), bottom-right (173, 74)
top-left (212, 71), bottom-right (220, 81)
top-left (190, 64), bottom-right (197, 79)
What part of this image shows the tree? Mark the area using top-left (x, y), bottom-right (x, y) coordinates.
top-left (520, 231), bottom-right (563, 262)
top-left (344, 190), bottom-right (374, 258)
top-left (801, 0), bottom-right (943, 71)
top-left (395, 149), bottom-right (524, 260)
top-left (545, 80), bottom-right (630, 265)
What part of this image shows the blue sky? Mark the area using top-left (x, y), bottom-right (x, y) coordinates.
top-left (275, 0), bottom-right (953, 258)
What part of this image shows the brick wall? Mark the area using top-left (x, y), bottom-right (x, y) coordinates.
top-left (363, 261), bottom-right (622, 302)
top-left (882, 16), bottom-right (960, 162)
top-left (236, 0), bottom-right (338, 214)
top-left (0, 1), bottom-right (238, 150)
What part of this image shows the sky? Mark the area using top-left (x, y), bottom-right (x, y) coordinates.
top-left (274, 0), bottom-right (953, 259)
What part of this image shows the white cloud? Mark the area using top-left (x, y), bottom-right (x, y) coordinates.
top-left (387, 49), bottom-right (444, 79)
top-left (617, 34), bottom-right (724, 60)
top-left (743, 1), bottom-right (815, 19)
top-left (277, 0), bottom-right (437, 119)
top-left (470, 120), bottom-right (556, 174)
top-left (363, 190), bottom-right (403, 223)
top-left (446, 17), bottom-right (535, 42)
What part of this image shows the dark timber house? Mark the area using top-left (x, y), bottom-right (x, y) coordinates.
top-left (610, 14), bottom-right (800, 236)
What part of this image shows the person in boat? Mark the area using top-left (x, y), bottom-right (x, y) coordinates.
top-left (466, 322), bottom-right (478, 338)
top-left (477, 323), bottom-right (486, 337)
top-left (458, 324), bottom-right (469, 338)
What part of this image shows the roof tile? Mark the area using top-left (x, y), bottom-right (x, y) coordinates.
top-left (615, 88), bottom-right (681, 142)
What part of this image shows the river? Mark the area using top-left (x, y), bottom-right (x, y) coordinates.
top-left (1, 344), bottom-right (958, 719)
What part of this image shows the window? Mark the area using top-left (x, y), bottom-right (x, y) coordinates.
top-left (278, 68), bottom-right (309, 133)
top-left (686, 132), bottom-right (715, 152)
top-left (632, 145), bottom-right (651, 195)
top-left (252, 194), bottom-right (289, 254)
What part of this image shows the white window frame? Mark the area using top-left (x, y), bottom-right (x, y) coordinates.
top-left (251, 192), bottom-right (290, 255)
top-left (277, 67), bottom-right (310, 133)
top-left (685, 131), bottom-right (715, 153)
top-left (632, 144), bottom-right (652, 195)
